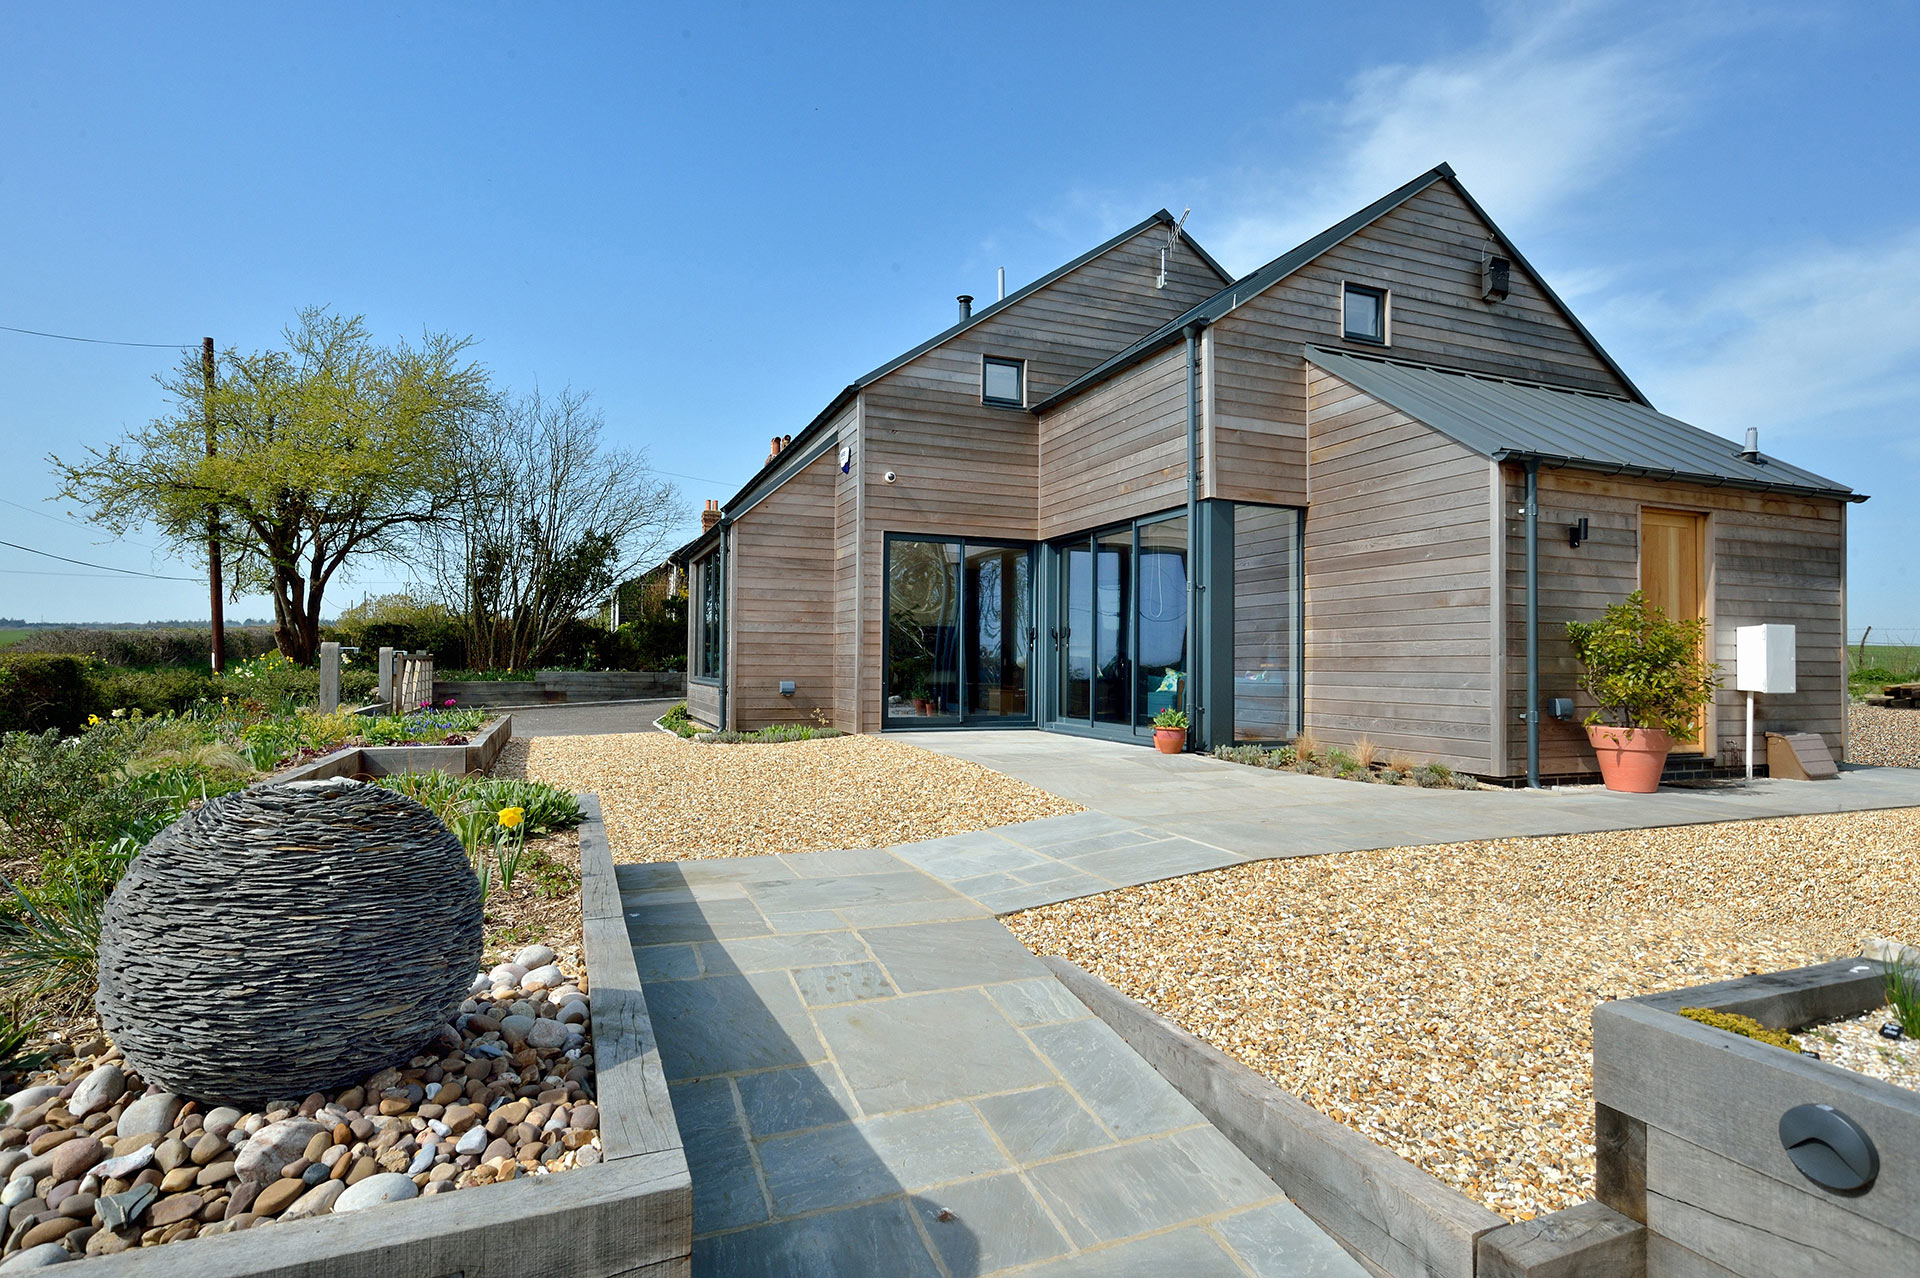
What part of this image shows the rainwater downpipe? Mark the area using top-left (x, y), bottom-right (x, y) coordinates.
top-left (1523, 460), bottom-right (1541, 788)
top-left (718, 516), bottom-right (732, 733)
top-left (1184, 323), bottom-right (1202, 750)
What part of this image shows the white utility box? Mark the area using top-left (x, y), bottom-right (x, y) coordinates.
top-left (1735, 624), bottom-right (1797, 694)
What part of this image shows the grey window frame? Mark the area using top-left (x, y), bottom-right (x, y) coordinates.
top-left (1341, 282), bottom-right (1389, 345)
top-left (982, 356), bottom-right (1026, 407)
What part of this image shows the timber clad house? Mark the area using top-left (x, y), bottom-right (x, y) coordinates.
top-left (670, 164), bottom-right (1863, 783)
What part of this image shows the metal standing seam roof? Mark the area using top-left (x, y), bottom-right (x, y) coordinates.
top-left (1032, 162), bottom-right (1651, 414)
top-left (1306, 346), bottom-right (1864, 502)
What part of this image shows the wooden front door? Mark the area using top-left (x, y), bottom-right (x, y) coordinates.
top-left (1640, 508), bottom-right (1708, 752)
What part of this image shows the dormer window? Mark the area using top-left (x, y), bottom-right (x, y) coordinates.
top-left (982, 356), bottom-right (1025, 406)
top-left (1342, 283), bottom-right (1388, 345)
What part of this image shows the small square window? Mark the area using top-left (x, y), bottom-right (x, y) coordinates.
top-left (1343, 283), bottom-right (1387, 344)
top-left (983, 357), bottom-right (1024, 406)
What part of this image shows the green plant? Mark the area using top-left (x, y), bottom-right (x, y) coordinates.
top-left (695, 724), bottom-right (846, 744)
top-left (1409, 763), bottom-right (1455, 789)
top-left (1565, 591), bottom-right (1720, 735)
top-left (0, 654), bottom-right (92, 734)
top-left (1151, 707), bottom-right (1189, 731)
top-left (0, 851), bottom-right (130, 1004)
top-left (0, 1005), bottom-right (48, 1085)
top-left (0, 722), bottom-right (166, 860)
top-left (1885, 952), bottom-right (1920, 1038)
top-left (659, 702), bottom-right (699, 738)
top-left (1679, 1006), bottom-right (1800, 1053)
top-left (374, 773), bottom-right (583, 838)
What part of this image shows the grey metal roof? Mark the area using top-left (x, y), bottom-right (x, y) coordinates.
top-left (1306, 346), bottom-right (1863, 502)
top-left (1034, 163), bottom-right (1650, 413)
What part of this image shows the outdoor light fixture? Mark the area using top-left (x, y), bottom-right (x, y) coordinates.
top-left (1568, 517), bottom-right (1589, 548)
top-left (884, 470), bottom-right (897, 484)
top-left (778, 680), bottom-right (796, 697)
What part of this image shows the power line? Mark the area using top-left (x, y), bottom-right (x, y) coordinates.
top-left (0, 538), bottom-right (200, 581)
top-left (0, 568), bottom-right (178, 579)
top-left (0, 494), bottom-right (166, 553)
top-left (0, 323), bottom-right (191, 350)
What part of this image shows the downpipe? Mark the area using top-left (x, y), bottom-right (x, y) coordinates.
top-left (1184, 324), bottom-right (1202, 751)
top-left (1524, 461), bottom-right (1540, 789)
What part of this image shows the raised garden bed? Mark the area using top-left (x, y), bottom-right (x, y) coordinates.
top-left (276, 713), bottom-right (514, 782)
top-left (435, 672), bottom-right (683, 709)
top-left (1594, 957), bottom-right (1920, 1277)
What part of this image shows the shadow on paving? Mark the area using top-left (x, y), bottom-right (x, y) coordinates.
top-left (621, 853), bottom-right (1367, 1278)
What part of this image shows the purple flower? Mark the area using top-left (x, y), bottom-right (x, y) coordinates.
top-left (444, 697), bottom-right (457, 707)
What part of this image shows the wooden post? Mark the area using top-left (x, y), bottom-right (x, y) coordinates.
top-left (203, 337), bottom-right (226, 673)
top-left (319, 641), bottom-right (341, 714)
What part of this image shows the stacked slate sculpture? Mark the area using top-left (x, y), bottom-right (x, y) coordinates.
top-left (96, 778), bottom-right (482, 1107)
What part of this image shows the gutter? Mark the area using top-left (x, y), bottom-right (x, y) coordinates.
top-left (1494, 449), bottom-right (1866, 504)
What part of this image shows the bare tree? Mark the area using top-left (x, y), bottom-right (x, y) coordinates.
top-left (427, 388), bottom-right (679, 669)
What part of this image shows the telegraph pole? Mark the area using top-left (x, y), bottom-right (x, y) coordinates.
top-left (203, 337), bottom-right (226, 673)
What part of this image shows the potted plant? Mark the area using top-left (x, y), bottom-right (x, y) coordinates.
top-left (1565, 590), bottom-right (1719, 792)
top-left (1151, 707), bottom-right (1189, 754)
top-left (910, 671), bottom-right (932, 717)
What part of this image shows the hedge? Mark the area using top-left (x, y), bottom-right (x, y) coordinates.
top-left (0, 654), bottom-right (91, 734)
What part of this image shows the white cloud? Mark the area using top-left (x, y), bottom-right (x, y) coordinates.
top-left (1210, 2), bottom-right (1698, 273)
top-left (1620, 229), bottom-right (1920, 453)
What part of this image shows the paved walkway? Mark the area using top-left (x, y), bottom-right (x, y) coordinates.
top-left (622, 849), bottom-right (1365, 1277)
top-left (892, 731), bottom-right (1920, 913)
top-left (507, 698), bottom-right (679, 737)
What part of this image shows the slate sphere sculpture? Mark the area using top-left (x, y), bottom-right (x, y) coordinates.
top-left (96, 778), bottom-right (482, 1106)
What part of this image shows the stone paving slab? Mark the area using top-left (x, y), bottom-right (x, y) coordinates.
top-left (625, 847), bottom-right (1366, 1277)
top-left (891, 731), bottom-right (1920, 915)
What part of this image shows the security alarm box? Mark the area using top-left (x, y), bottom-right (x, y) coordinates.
top-left (1735, 624), bottom-right (1796, 694)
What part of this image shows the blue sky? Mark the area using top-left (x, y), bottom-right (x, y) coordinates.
top-left (3, 1), bottom-right (1917, 631)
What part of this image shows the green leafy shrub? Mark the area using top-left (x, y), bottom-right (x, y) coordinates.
top-left (593, 593), bottom-right (688, 672)
top-left (696, 724), bottom-right (844, 744)
top-left (0, 722), bottom-right (166, 860)
top-left (1679, 1006), bottom-right (1800, 1052)
top-left (1566, 591), bottom-right (1719, 735)
top-left (0, 654), bottom-right (91, 734)
top-left (659, 702), bottom-right (699, 738)
top-left (330, 593), bottom-right (468, 667)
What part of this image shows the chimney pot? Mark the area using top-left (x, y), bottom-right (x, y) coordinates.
top-left (701, 499), bottom-right (721, 532)
top-left (957, 294), bottom-right (973, 322)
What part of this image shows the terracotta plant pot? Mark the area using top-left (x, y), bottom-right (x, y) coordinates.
top-left (1586, 724), bottom-right (1672, 793)
top-left (1153, 727), bottom-right (1186, 755)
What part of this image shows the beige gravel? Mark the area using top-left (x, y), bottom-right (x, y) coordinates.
top-left (1801, 1005), bottom-right (1920, 1090)
top-left (1848, 703), bottom-right (1920, 767)
top-left (501, 732), bottom-right (1080, 862)
top-left (1008, 807), bottom-right (1920, 1222)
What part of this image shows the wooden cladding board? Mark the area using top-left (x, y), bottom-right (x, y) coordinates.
top-left (1200, 180), bottom-right (1638, 513)
top-left (1303, 367), bottom-right (1495, 773)
top-left (1037, 343), bottom-right (1195, 539)
top-left (854, 225), bottom-right (1226, 731)
top-left (730, 450), bottom-right (839, 728)
top-left (1498, 466), bottom-right (1846, 777)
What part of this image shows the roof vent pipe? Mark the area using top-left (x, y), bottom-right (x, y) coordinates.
top-left (997, 268), bottom-right (1006, 300)
top-left (957, 295), bottom-right (973, 322)
top-left (1741, 427), bottom-right (1761, 462)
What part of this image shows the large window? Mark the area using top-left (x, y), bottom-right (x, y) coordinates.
top-left (1056, 512), bottom-right (1187, 735)
top-left (694, 552), bottom-right (723, 680)
top-left (1230, 505), bottom-right (1301, 741)
top-left (885, 537), bottom-right (1033, 725)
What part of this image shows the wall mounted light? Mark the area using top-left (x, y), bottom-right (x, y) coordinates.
top-left (1568, 517), bottom-right (1589, 549)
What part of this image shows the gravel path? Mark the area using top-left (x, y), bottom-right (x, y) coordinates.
top-left (1848, 703), bottom-right (1920, 767)
top-left (1007, 807), bottom-right (1920, 1222)
top-left (501, 732), bottom-right (1080, 862)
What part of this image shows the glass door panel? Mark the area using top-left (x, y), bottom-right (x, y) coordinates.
top-left (1135, 516), bottom-right (1188, 728)
top-left (966, 545), bottom-right (1031, 720)
top-left (1061, 543), bottom-right (1092, 721)
top-left (886, 539), bottom-right (961, 722)
top-left (1093, 529), bottom-right (1132, 726)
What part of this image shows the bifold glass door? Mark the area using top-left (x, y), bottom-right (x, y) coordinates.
top-left (885, 537), bottom-right (1033, 726)
top-left (1052, 514), bottom-right (1188, 736)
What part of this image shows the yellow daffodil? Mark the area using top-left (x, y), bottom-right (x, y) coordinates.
top-left (497, 807), bottom-right (525, 830)
top-left (86, 714), bottom-right (101, 726)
